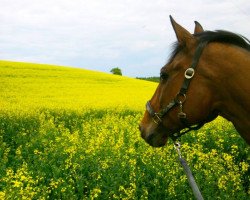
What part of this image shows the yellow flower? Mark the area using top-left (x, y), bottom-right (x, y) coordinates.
top-left (0, 192), bottom-right (5, 199)
top-left (12, 180), bottom-right (22, 188)
top-left (240, 162), bottom-right (249, 172)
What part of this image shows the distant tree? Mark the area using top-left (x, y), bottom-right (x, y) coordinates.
top-left (110, 67), bottom-right (122, 76)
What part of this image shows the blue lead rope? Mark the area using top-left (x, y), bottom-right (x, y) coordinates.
top-left (174, 142), bottom-right (204, 200)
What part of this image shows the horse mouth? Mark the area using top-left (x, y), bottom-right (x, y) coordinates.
top-left (140, 126), bottom-right (168, 147)
top-left (146, 137), bottom-right (166, 147)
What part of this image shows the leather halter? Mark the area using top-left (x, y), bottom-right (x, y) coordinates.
top-left (146, 41), bottom-right (207, 141)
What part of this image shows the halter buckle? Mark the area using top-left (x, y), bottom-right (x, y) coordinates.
top-left (185, 68), bottom-right (195, 79)
top-left (152, 113), bottom-right (162, 125)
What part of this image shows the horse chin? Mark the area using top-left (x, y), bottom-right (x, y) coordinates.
top-left (143, 130), bottom-right (168, 147)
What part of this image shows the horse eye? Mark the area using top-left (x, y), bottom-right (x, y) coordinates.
top-left (160, 72), bottom-right (168, 81)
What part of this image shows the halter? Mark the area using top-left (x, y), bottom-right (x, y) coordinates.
top-left (146, 41), bottom-right (208, 141)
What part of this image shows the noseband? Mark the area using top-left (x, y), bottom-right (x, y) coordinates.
top-left (146, 42), bottom-right (208, 141)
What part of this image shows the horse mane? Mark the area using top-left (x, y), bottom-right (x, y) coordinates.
top-left (195, 30), bottom-right (250, 51)
top-left (168, 30), bottom-right (250, 64)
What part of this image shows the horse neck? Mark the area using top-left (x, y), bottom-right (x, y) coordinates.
top-left (205, 43), bottom-right (250, 142)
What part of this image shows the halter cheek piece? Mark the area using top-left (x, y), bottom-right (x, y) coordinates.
top-left (146, 42), bottom-right (208, 141)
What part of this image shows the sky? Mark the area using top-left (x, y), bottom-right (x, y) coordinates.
top-left (1, 0), bottom-right (249, 77)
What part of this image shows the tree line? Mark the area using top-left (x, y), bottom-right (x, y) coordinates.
top-left (110, 67), bottom-right (159, 83)
top-left (136, 77), bottom-right (160, 83)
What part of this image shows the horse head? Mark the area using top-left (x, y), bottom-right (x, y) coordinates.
top-left (139, 16), bottom-right (220, 147)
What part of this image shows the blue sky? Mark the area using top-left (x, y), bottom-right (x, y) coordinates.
top-left (1, 0), bottom-right (249, 77)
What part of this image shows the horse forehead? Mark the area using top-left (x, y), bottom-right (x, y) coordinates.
top-left (162, 58), bottom-right (189, 72)
top-left (168, 51), bottom-right (193, 68)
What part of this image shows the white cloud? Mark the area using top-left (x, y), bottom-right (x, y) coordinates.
top-left (0, 0), bottom-right (249, 76)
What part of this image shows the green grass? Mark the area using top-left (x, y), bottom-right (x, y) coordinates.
top-left (0, 61), bottom-right (249, 199)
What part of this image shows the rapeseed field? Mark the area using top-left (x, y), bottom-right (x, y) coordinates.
top-left (0, 61), bottom-right (249, 199)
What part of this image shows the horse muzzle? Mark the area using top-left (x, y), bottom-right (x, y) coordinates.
top-left (139, 124), bottom-right (167, 147)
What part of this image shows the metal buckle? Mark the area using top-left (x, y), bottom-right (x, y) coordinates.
top-left (184, 68), bottom-right (195, 79)
top-left (152, 113), bottom-right (162, 125)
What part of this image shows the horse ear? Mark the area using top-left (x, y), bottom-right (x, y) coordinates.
top-left (194, 21), bottom-right (204, 34)
top-left (169, 15), bottom-right (194, 46)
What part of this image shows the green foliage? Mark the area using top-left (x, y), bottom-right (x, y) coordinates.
top-left (110, 67), bottom-right (122, 76)
top-left (0, 111), bottom-right (249, 199)
top-left (136, 77), bottom-right (160, 83)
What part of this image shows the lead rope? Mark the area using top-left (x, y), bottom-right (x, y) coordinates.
top-left (174, 142), bottom-right (204, 200)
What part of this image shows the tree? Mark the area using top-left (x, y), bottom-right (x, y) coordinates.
top-left (110, 67), bottom-right (122, 76)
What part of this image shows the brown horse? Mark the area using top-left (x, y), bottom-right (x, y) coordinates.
top-left (139, 16), bottom-right (250, 147)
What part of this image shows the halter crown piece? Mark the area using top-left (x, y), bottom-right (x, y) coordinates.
top-left (146, 41), bottom-right (208, 141)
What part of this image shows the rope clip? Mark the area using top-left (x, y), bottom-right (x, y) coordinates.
top-left (174, 142), bottom-right (182, 158)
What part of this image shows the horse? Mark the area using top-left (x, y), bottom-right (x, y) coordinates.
top-left (139, 16), bottom-right (250, 147)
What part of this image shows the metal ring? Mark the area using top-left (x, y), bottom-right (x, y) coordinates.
top-left (185, 68), bottom-right (195, 79)
top-left (174, 142), bottom-right (182, 158)
top-left (175, 93), bottom-right (186, 103)
top-left (174, 142), bottom-right (181, 148)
